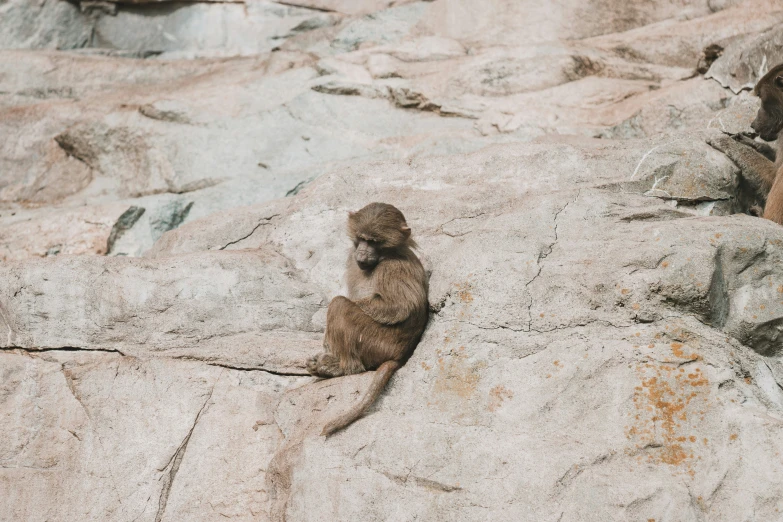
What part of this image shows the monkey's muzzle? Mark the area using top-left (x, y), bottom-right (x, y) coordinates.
top-left (354, 244), bottom-right (379, 270)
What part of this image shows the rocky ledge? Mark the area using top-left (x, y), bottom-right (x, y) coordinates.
top-left (2, 1), bottom-right (783, 521)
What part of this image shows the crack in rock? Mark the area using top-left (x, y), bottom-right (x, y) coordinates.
top-left (218, 215), bottom-right (279, 250)
top-left (285, 180), bottom-right (310, 197)
top-left (0, 345), bottom-right (126, 356)
top-left (155, 380), bottom-right (216, 522)
top-left (202, 360), bottom-right (309, 377)
top-left (0, 302), bottom-right (16, 346)
top-left (272, 1), bottom-right (337, 13)
top-left (525, 190), bottom-right (581, 330)
top-left (381, 471), bottom-right (462, 493)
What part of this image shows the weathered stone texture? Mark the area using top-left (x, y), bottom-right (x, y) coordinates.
top-left (3, 0), bottom-right (783, 520)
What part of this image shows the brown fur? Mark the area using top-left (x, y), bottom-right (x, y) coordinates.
top-left (751, 64), bottom-right (783, 224)
top-left (708, 63), bottom-right (783, 224)
top-left (307, 202), bottom-right (429, 436)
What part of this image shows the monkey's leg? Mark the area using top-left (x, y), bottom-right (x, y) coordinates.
top-left (308, 297), bottom-right (369, 378)
top-left (707, 135), bottom-right (778, 193)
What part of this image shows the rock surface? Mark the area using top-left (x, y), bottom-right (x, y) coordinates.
top-left (3, 1), bottom-right (783, 521)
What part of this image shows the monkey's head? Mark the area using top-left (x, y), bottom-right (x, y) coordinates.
top-left (752, 64), bottom-right (783, 142)
top-left (347, 202), bottom-right (413, 271)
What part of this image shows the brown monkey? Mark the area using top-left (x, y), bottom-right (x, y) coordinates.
top-left (708, 63), bottom-right (783, 223)
top-left (307, 202), bottom-right (429, 436)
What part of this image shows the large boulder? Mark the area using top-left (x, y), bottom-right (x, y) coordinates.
top-left (3, 0), bottom-right (783, 521)
top-left (4, 132), bottom-right (783, 520)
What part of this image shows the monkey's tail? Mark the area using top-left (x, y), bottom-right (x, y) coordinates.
top-left (321, 360), bottom-right (400, 437)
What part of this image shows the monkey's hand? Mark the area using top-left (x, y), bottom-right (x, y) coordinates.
top-left (731, 131), bottom-right (776, 162)
top-left (707, 134), bottom-right (778, 193)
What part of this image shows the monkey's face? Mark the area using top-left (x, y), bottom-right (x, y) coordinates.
top-left (348, 202), bottom-right (413, 271)
top-left (752, 78), bottom-right (783, 142)
top-left (751, 103), bottom-right (783, 142)
top-left (353, 237), bottom-right (381, 270)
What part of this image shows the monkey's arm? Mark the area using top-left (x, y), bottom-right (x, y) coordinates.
top-left (707, 135), bottom-right (778, 194)
top-left (355, 261), bottom-right (424, 325)
top-left (355, 293), bottom-right (411, 325)
top-left (733, 132), bottom-right (776, 162)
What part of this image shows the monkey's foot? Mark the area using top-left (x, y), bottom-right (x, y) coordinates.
top-left (306, 353), bottom-right (343, 378)
top-left (305, 355), bottom-right (320, 376)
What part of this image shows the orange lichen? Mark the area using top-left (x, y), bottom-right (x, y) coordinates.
top-left (457, 288), bottom-right (473, 303)
top-left (488, 385), bottom-right (514, 412)
top-left (434, 350), bottom-right (482, 399)
top-left (434, 279), bottom-right (484, 406)
top-left (670, 342), bottom-right (699, 361)
top-left (626, 347), bottom-right (710, 475)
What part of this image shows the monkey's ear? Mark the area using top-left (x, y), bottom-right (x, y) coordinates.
top-left (400, 226), bottom-right (411, 238)
top-left (348, 211), bottom-right (357, 219)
